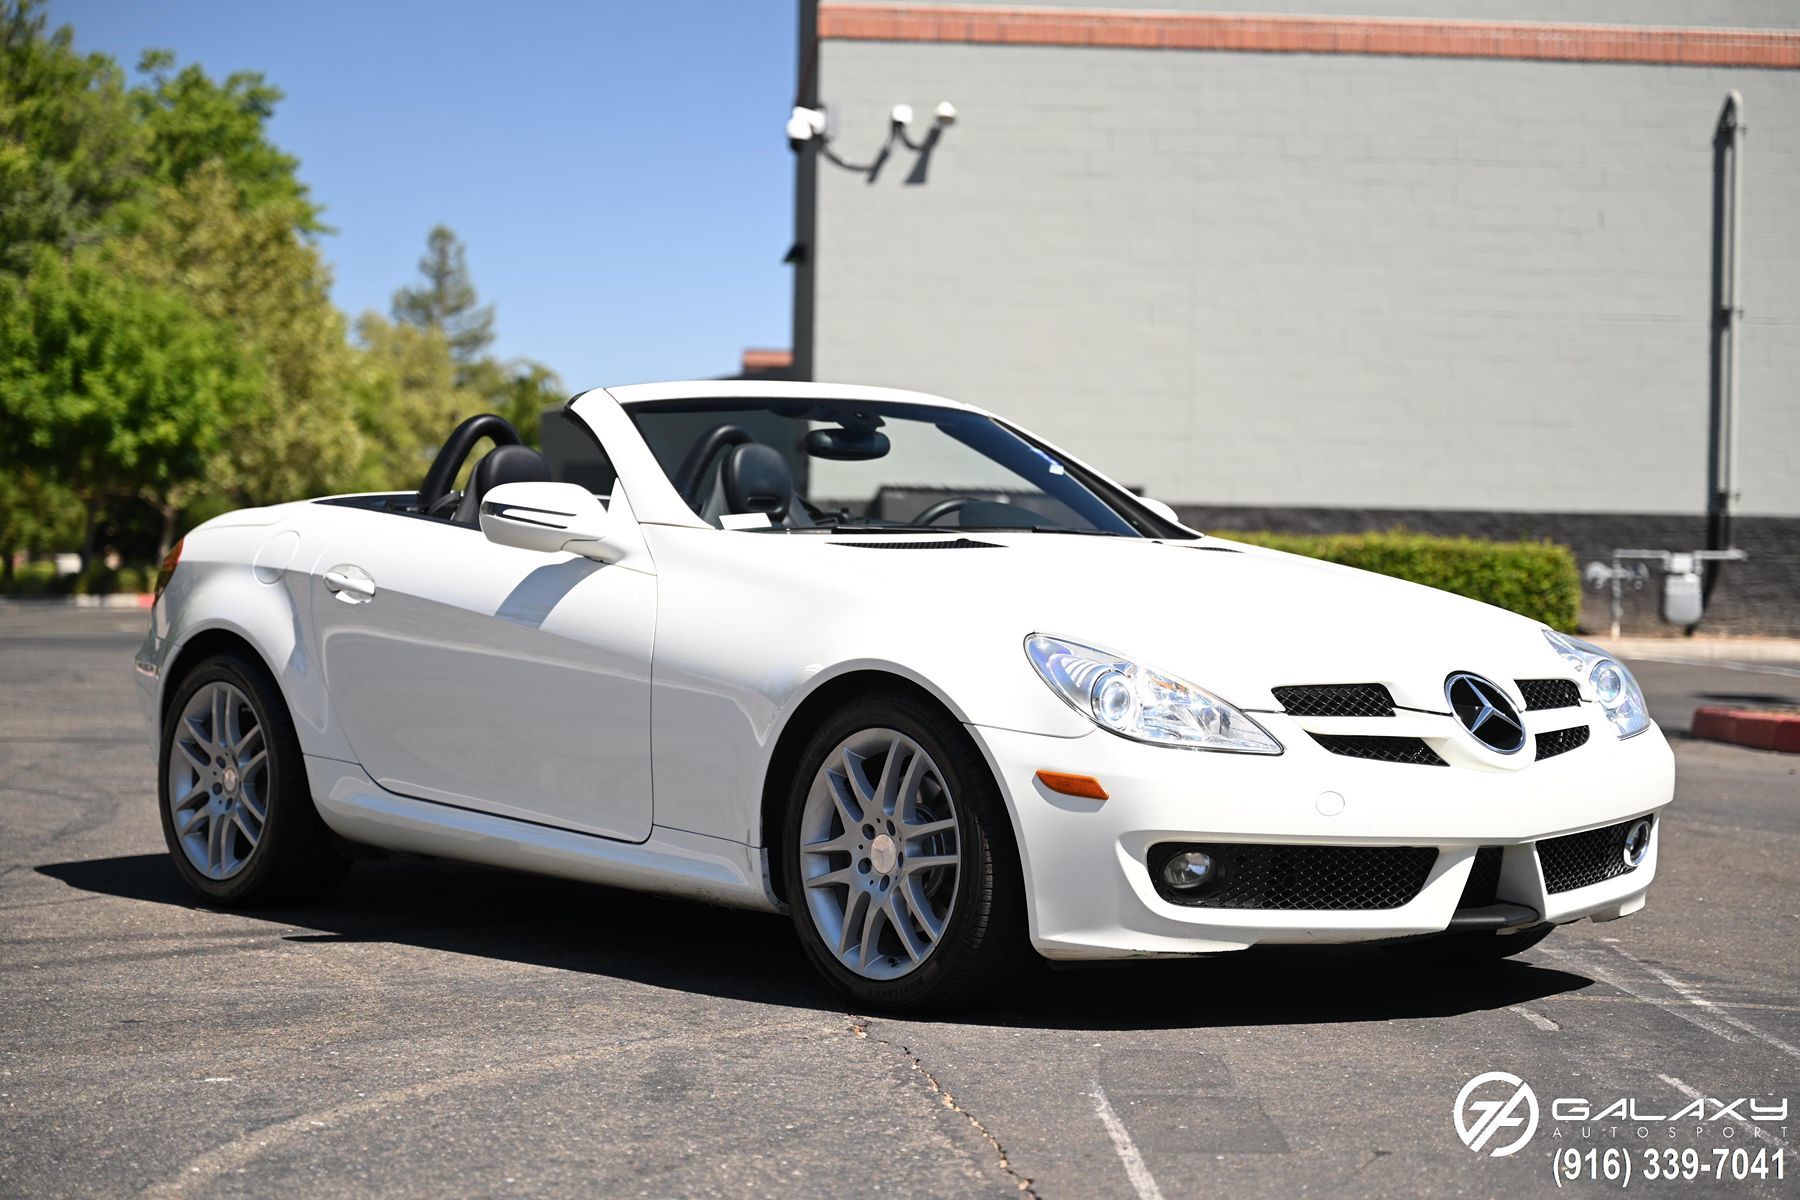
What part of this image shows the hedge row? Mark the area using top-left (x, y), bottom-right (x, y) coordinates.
top-left (1, 561), bottom-right (153, 597)
top-left (1216, 529), bottom-right (1581, 632)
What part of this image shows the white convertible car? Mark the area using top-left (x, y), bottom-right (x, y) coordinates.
top-left (135, 381), bottom-right (1673, 1010)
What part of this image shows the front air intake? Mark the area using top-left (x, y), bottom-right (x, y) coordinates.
top-left (1147, 842), bottom-right (1438, 910)
top-left (1538, 818), bottom-right (1651, 893)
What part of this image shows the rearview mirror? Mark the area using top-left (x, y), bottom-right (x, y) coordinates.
top-left (479, 482), bottom-right (614, 560)
top-left (804, 427), bottom-right (890, 461)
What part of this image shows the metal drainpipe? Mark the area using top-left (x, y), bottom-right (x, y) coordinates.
top-left (1703, 90), bottom-right (1745, 612)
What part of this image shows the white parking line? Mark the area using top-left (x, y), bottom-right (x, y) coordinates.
top-left (1658, 1074), bottom-right (1794, 1153)
top-left (1090, 1086), bottom-right (1167, 1200)
top-left (1608, 945), bottom-right (1800, 1063)
top-left (1546, 946), bottom-right (1747, 1045)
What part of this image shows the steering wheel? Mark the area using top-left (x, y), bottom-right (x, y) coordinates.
top-left (417, 413), bottom-right (523, 515)
top-left (914, 496), bottom-right (972, 526)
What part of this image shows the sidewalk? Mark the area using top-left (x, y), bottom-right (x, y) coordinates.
top-left (1594, 635), bottom-right (1800, 667)
top-left (0, 594), bottom-right (152, 609)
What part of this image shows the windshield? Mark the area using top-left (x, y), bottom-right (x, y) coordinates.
top-left (628, 398), bottom-right (1185, 537)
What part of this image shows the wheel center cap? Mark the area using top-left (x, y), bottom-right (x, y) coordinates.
top-left (222, 766), bottom-right (240, 793)
top-left (869, 833), bottom-right (898, 875)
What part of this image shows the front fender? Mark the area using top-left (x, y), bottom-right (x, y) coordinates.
top-left (151, 517), bottom-right (350, 763)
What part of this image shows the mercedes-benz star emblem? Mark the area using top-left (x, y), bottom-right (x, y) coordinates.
top-left (1445, 673), bottom-right (1526, 754)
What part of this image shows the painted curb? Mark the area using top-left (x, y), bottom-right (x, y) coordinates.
top-left (1691, 707), bottom-right (1800, 754)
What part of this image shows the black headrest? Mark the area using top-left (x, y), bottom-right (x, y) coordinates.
top-left (454, 444), bottom-right (552, 525)
top-left (720, 443), bottom-right (793, 521)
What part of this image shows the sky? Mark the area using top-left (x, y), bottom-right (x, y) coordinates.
top-left (51, 0), bottom-right (798, 389)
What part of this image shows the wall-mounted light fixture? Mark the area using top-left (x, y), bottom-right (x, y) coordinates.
top-left (788, 100), bottom-right (957, 180)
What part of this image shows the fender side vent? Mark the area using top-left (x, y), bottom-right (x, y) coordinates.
top-left (829, 538), bottom-right (1000, 550)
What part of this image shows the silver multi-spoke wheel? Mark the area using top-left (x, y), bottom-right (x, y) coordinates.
top-left (166, 681), bottom-right (268, 880)
top-left (798, 728), bottom-right (961, 981)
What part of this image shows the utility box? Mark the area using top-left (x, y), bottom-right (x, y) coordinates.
top-left (1662, 554), bottom-right (1705, 625)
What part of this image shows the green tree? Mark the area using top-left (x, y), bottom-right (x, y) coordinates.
top-left (460, 356), bottom-right (563, 449)
top-left (116, 162), bottom-right (364, 507)
top-left (130, 48), bottom-right (322, 232)
top-left (0, 244), bottom-right (261, 561)
top-left (0, 0), bottom-right (144, 276)
top-left (0, 467), bottom-right (82, 584)
top-left (392, 225), bottom-right (495, 368)
top-left (349, 312), bottom-right (480, 492)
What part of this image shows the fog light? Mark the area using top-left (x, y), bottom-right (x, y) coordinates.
top-left (1161, 850), bottom-right (1217, 891)
top-left (1622, 819), bottom-right (1653, 867)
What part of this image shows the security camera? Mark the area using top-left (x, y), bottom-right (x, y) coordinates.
top-left (786, 106), bottom-right (827, 147)
top-left (934, 100), bottom-right (957, 124)
top-left (890, 103), bottom-right (914, 127)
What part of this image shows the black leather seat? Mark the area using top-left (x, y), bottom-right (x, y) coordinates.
top-left (453, 444), bottom-right (553, 526)
top-left (716, 442), bottom-right (800, 524)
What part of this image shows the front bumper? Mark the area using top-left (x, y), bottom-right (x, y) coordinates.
top-left (971, 709), bottom-right (1675, 961)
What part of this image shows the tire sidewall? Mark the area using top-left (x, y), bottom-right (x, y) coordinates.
top-left (157, 653), bottom-right (305, 905)
top-left (781, 692), bottom-right (1021, 1010)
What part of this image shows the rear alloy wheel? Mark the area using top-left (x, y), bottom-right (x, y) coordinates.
top-left (782, 692), bottom-right (1030, 1012)
top-left (158, 653), bottom-right (348, 905)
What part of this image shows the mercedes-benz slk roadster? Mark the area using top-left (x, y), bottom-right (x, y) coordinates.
top-left (136, 381), bottom-right (1673, 1010)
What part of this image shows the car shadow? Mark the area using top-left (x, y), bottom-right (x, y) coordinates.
top-left (38, 854), bottom-right (1596, 1031)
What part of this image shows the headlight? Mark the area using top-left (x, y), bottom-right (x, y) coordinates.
top-left (1024, 635), bottom-right (1281, 754)
top-left (1543, 630), bottom-right (1650, 739)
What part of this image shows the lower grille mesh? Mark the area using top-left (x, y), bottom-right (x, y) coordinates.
top-left (1310, 734), bottom-right (1447, 766)
top-left (1148, 843), bottom-right (1438, 910)
top-left (1457, 846), bottom-right (1505, 908)
top-left (1538, 818), bottom-right (1649, 893)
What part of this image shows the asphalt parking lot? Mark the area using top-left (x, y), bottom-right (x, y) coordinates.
top-left (2, 607), bottom-right (1795, 1198)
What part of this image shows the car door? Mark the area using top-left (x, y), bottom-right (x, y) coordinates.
top-left (309, 500), bottom-right (654, 842)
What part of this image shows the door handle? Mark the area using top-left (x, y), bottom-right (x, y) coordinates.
top-left (324, 567), bottom-right (376, 603)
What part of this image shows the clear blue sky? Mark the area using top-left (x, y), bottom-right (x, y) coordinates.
top-left (51, 0), bottom-right (798, 389)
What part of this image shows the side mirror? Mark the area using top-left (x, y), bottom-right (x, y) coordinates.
top-left (1138, 496), bottom-right (1180, 524)
top-left (479, 482), bottom-right (614, 560)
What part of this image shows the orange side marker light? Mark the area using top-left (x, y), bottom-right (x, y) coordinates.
top-left (1035, 770), bottom-right (1109, 801)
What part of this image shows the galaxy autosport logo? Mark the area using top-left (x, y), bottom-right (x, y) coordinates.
top-left (1455, 1071), bottom-right (1541, 1157)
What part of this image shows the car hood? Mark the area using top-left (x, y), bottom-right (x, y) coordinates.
top-left (817, 532), bottom-right (1568, 713)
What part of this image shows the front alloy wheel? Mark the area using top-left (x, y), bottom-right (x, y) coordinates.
top-left (167, 681), bottom-right (268, 880)
top-left (798, 728), bottom-right (962, 980)
top-left (781, 691), bottom-right (1030, 1011)
top-left (157, 652), bottom-right (348, 905)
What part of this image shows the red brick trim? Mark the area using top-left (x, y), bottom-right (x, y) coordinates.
top-left (818, 4), bottom-right (1800, 69)
top-left (1692, 707), bottom-right (1800, 753)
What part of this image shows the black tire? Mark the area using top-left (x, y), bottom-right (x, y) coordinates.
top-left (1385, 922), bottom-right (1556, 964)
top-left (780, 689), bottom-right (1034, 1013)
top-left (158, 651), bottom-right (349, 905)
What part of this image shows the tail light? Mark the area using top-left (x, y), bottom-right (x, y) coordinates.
top-left (154, 539), bottom-right (183, 604)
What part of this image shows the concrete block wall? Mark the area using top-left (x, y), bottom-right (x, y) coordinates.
top-left (804, 2), bottom-right (1800, 631)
